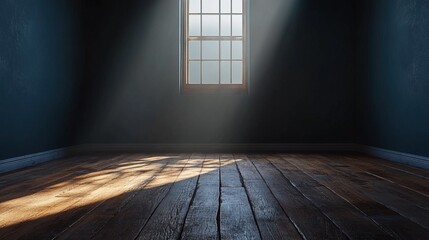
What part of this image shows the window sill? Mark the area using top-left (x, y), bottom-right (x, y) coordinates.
top-left (181, 84), bottom-right (248, 95)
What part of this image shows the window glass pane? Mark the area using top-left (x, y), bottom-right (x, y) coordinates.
top-left (221, 61), bottom-right (231, 84)
top-left (220, 15), bottom-right (231, 36)
top-left (202, 0), bottom-right (219, 13)
top-left (185, 0), bottom-right (245, 87)
top-left (189, 41), bottom-right (201, 60)
top-left (232, 61), bottom-right (242, 84)
top-left (189, 0), bottom-right (201, 13)
top-left (221, 0), bottom-right (231, 13)
top-left (232, 15), bottom-right (242, 36)
top-left (231, 41), bottom-right (242, 59)
top-left (202, 15), bottom-right (219, 36)
top-left (202, 41), bottom-right (219, 59)
top-left (189, 15), bottom-right (201, 36)
top-left (220, 41), bottom-right (230, 60)
top-left (189, 61), bottom-right (201, 84)
top-left (202, 61), bottom-right (220, 84)
top-left (232, 0), bottom-right (242, 13)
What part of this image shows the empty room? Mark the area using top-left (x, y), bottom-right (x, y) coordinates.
top-left (1, 0), bottom-right (428, 239)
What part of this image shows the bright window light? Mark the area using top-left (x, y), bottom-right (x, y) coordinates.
top-left (182, 0), bottom-right (247, 92)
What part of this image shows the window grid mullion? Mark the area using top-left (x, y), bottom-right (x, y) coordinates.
top-left (189, 13), bottom-right (242, 15)
top-left (242, 0), bottom-right (245, 84)
top-left (230, 0), bottom-right (232, 84)
top-left (185, 0), bottom-right (245, 86)
top-left (186, 0), bottom-right (190, 84)
top-left (199, 0), bottom-right (202, 84)
top-left (218, 0), bottom-right (221, 84)
top-left (189, 59), bottom-right (243, 61)
top-left (188, 36), bottom-right (243, 40)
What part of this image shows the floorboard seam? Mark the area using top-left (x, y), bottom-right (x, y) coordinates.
top-left (52, 154), bottom-right (155, 239)
top-left (216, 154), bottom-right (221, 240)
top-left (0, 154), bottom-right (134, 238)
top-left (260, 155), bottom-right (352, 240)
top-left (345, 154), bottom-right (429, 180)
top-left (133, 154), bottom-right (191, 240)
top-left (317, 154), bottom-right (429, 231)
top-left (234, 154), bottom-right (263, 240)
top-left (86, 154), bottom-right (169, 239)
top-left (364, 171), bottom-right (429, 198)
top-left (278, 154), bottom-right (399, 240)
top-left (248, 154), bottom-right (306, 240)
top-left (178, 154), bottom-right (205, 239)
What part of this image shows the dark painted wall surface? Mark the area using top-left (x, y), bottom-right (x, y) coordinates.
top-left (77, 0), bottom-right (356, 144)
top-left (356, 0), bottom-right (429, 157)
top-left (0, 0), bottom-right (82, 159)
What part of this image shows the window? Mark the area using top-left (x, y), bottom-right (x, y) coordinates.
top-left (182, 0), bottom-right (247, 93)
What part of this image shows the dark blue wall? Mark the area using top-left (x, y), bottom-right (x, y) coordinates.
top-left (356, 0), bottom-right (429, 157)
top-left (12, 0), bottom-right (427, 160)
top-left (0, 0), bottom-right (82, 159)
top-left (77, 0), bottom-right (356, 145)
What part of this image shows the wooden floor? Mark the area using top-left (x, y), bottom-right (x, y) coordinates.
top-left (0, 153), bottom-right (428, 240)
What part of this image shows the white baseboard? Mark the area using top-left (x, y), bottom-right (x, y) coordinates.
top-left (357, 145), bottom-right (429, 170)
top-left (75, 143), bottom-right (356, 153)
top-left (0, 147), bottom-right (76, 174)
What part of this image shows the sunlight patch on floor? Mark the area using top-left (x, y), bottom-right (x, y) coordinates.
top-left (0, 155), bottom-right (230, 229)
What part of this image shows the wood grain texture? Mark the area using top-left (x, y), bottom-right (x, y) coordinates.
top-left (220, 187), bottom-right (261, 240)
top-left (0, 154), bottom-right (134, 239)
top-left (318, 154), bottom-right (429, 229)
top-left (248, 155), bottom-right (348, 240)
top-left (181, 154), bottom-right (220, 240)
top-left (56, 154), bottom-right (183, 240)
top-left (0, 153), bottom-right (428, 240)
top-left (276, 154), bottom-right (429, 240)
top-left (342, 155), bottom-right (429, 197)
top-left (235, 154), bottom-right (303, 240)
top-left (220, 154), bottom-right (261, 240)
top-left (266, 155), bottom-right (393, 239)
top-left (136, 154), bottom-right (203, 240)
top-left (91, 154), bottom-right (191, 240)
top-left (220, 154), bottom-right (242, 187)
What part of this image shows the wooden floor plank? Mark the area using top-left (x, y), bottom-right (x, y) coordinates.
top-left (0, 154), bottom-right (129, 229)
top-left (234, 154), bottom-right (263, 181)
top-left (0, 155), bottom-right (106, 203)
top-left (0, 152), bottom-right (428, 240)
top-left (267, 154), bottom-right (394, 239)
top-left (135, 154), bottom-right (204, 240)
top-left (220, 187), bottom-right (261, 240)
top-left (181, 154), bottom-right (220, 240)
top-left (88, 154), bottom-right (191, 240)
top-left (341, 155), bottom-right (429, 197)
top-left (220, 154), bottom-right (261, 240)
top-left (220, 154), bottom-right (242, 187)
top-left (54, 154), bottom-right (181, 240)
top-left (0, 155), bottom-right (89, 187)
top-left (316, 154), bottom-right (429, 230)
top-left (248, 154), bottom-right (348, 240)
top-left (277, 154), bottom-right (429, 240)
top-left (346, 153), bottom-right (429, 180)
top-left (235, 154), bottom-right (303, 240)
top-left (0, 154), bottom-right (161, 239)
top-left (0, 155), bottom-right (104, 180)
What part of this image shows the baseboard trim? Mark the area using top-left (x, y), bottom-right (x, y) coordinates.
top-left (76, 143), bottom-right (356, 153)
top-left (0, 147), bottom-right (76, 174)
top-left (2, 143), bottom-right (427, 174)
top-left (357, 145), bottom-right (429, 170)
top-left (77, 143), bottom-right (427, 169)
